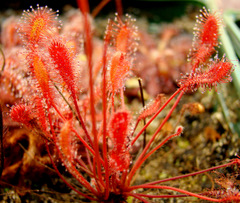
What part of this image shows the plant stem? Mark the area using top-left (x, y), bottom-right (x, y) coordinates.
top-left (127, 89), bottom-right (184, 185)
top-left (131, 88), bottom-right (182, 146)
top-left (129, 158), bottom-right (240, 189)
top-left (102, 23), bottom-right (111, 200)
top-left (77, 0), bottom-right (104, 187)
top-left (128, 185), bottom-right (224, 202)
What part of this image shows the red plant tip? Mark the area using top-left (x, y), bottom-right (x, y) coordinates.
top-left (179, 56), bottom-right (233, 92)
top-left (190, 7), bottom-right (221, 68)
top-left (111, 13), bottom-right (139, 54)
top-left (48, 38), bottom-right (77, 97)
top-left (10, 104), bottom-right (32, 127)
top-left (19, 5), bottom-right (60, 45)
top-left (197, 8), bottom-right (221, 47)
top-left (175, 126), bottom-right (183, 135)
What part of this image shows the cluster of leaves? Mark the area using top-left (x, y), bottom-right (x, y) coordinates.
top-left (9, 0), bottom-right (239, 202)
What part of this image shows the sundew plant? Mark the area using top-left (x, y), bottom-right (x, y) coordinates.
top-left (8, 0), bottom-right (240, 202)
